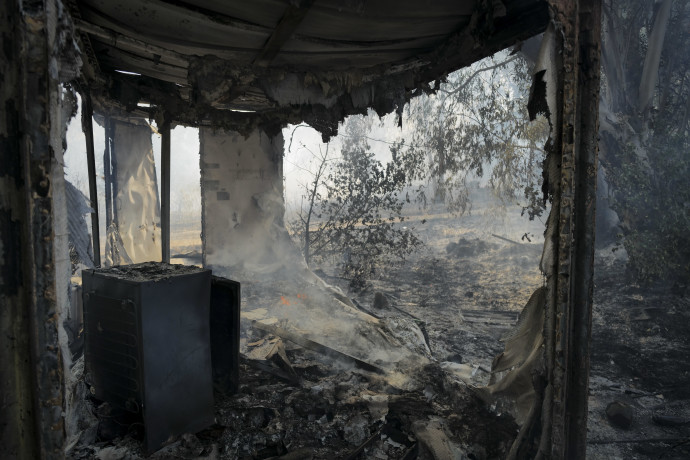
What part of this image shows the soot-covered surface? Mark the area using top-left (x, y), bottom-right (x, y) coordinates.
top-left (586, 257), bottom-right (690, 460)
top-left (90, 262), bottom-right (207, 282)
top-left (67, 197), bottom-right (536, 459)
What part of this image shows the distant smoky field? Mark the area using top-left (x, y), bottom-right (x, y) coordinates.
top-left (313, 193), bottom-right (690, 459)
top-left (313, 189), bottom-right (546, 371)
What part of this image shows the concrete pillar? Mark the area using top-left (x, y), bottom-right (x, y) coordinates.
top-left (104, 118), bottom-right (161, 265)
top-left (200, 127), bottom-right (293, 278)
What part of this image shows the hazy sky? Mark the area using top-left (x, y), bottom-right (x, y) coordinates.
top-left (63, 99), bottom-right (406, 223)
top-left (63, 100), bottom-right (201, 215)
top-left (62, 50), bottom-right (525, 227)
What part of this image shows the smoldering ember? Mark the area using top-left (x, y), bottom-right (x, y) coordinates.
top-left (2, 1), bottom-right (689, 460)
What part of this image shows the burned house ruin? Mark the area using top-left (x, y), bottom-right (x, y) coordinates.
top-left (1, 0), bottom-right (602, 458)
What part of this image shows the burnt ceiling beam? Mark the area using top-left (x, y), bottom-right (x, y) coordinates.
top-left (82, 92), bottom-right (102, 267)
top-left (84, 0), bottom-right (551, 142)
top-left (74, 19), bottom-right (187, 67)
top-left (97, 48), bottom-right (189, 86)
top-left (152, 0), bottom-right (271, 33)
top-left (253, 0), bottom-right (316, 67)
top-left (79, 1), bottom-right (261, 58)
top-left (419, 0), bottom-right (549, 83)
top-left (92, 70), bottom-right (346, 139)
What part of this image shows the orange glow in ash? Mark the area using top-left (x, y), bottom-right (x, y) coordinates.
top-left (280, 294), bottom-right (307, 304)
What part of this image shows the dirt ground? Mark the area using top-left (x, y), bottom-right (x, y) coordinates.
top-left (316, 194), bottom-right (546, 383)
top-left (586, 255), bottom-right (690, 459)
top-left (72, 192), bottom-right (689, 459)
top-left (315, 195), bottom-right (690, 459)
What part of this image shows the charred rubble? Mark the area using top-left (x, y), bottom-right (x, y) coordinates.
top-left (68, 334), bottom-right (519, 459)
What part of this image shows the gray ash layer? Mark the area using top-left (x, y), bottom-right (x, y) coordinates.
top-left (91, 262), bottom-right (207, 282)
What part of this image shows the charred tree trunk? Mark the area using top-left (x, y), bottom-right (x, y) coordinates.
top-left (596, 0), bottom-right (674, 248)
top-left (638, 0), bottom-right (673, 115)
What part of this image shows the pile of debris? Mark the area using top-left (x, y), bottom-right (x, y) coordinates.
top-left (68, 333), bottom-right (518, 459)
top-left (65, 253), bottom-right (522, 458)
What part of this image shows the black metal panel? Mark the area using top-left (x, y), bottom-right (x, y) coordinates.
top-left (83, 292), bottom-right (141, 411)
top-left (139, 270), bottom-right (214, 453)
top-left (82, 264), bottom-right (214, 454)
top-left (210, 276), bottom-right (241, 395)
top-left (83, 270), bottom-right (144, 414)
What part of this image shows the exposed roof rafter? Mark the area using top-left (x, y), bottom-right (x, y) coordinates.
top-left (253, 0), bottom-right (316, 67)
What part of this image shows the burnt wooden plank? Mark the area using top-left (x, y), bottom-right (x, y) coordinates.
top-left (160, 120), bottom-right (171, 263)
top-left (253, 0), bottom-right (316, 67)
top-left (253, 321), bottom-right (384, 374)
top-left (82, 92), bottom-right (101, 266)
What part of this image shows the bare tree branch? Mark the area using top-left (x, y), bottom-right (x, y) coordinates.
top-left (437, 55), bottom-right (519, 98)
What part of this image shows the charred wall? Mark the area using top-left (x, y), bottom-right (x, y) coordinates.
top-left (1, 0), bottom-right (82, 457)
top-left (0, 0), bottom-right (80, 457)
top-left (492, 1), bottom-right (602, 457)
top-left (200, 128), bottom-right (290, 277)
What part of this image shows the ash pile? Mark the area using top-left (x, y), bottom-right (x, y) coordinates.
top-left (68, 343), bottom-right (516, 460)
top-left (216, 347), bottom-right (517, 459)
top-left (67, 262), bottom-right (518, 459)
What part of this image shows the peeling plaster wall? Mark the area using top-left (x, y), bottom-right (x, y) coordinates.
top-left (200, 128), bottom-right (293, 277)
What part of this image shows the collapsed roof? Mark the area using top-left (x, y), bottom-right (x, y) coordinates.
top-left (69, 0), bottom-right (549, 136)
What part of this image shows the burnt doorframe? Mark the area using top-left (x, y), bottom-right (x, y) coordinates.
top-left (540, 1), bottom-right (602, 458)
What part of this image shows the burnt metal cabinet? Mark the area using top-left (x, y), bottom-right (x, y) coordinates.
top-left (83, 263), bottom-right (214, 454)
top-left (210, 276), bottom-right (241, 394)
